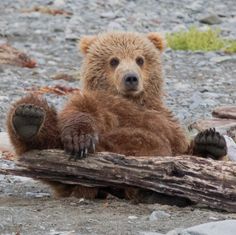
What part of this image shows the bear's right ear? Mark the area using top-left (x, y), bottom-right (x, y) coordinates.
top-left (147, 32), bottom-right (165, 53)
top-left (79, 35), bottom-right (97, 55)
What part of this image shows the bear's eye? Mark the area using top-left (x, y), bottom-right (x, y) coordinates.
top-left (136, 56), bottom-right (144, 66)
top-left (110, 57), bottom-right (120, 68)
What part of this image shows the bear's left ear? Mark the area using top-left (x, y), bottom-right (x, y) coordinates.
top-left (147, 32), bottom-right (165, 53)
top-left (79, 35), bottom-right (97, 55)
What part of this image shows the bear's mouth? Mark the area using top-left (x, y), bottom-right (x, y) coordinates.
top-left (121, 88), bottom-right (143, 97)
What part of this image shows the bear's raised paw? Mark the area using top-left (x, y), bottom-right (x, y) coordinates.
top-left (12, 104), bottom-right (45, 140)
top-left (193, 128), bottom-right (227, 160)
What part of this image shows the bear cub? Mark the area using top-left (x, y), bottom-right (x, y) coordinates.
top-left (7, 32), bottom-right (227, 199)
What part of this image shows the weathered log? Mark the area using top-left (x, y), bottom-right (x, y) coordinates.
top-left (1, 149), bottom-right (236, 212)
top-left (212, 106), bottom-right (236, 120)
top-left (189, 118), bottom-right (236, 142)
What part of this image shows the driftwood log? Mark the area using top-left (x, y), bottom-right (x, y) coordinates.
top-left (1, 149), bottom-right (236, 212)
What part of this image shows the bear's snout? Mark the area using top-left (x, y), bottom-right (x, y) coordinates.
top-left (123, 73), bottom-right (139, 91)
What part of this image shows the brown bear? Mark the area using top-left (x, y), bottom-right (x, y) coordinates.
top-left (6, 32), bottom-right (227, 199)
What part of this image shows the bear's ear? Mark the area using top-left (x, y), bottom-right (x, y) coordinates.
top-left (147, 32), bottom-right (165, 52)
top-left (79, 35), bottom-right (97, 55)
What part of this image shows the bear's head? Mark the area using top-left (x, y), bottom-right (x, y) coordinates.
top-left (79, 32), bottom-right (165, 99)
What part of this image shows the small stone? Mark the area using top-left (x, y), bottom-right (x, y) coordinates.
top-left (172, 25), bottom-right (187, 32)
top-left (186, 2), bottom-right (202, 12)
top-left (127, 1), bottom-right (136, 9)
top-left (139, 232), bottom-right (164, 235)
top-left (53, 0), bottom-right (65, 7)
top-left (190, 92), bottom-right (203, 109)
top-left (79, 198), bottom-right (85, 203)
top-left (107, 21), bottom-right (123, 31)
top-left (210, 56), bottom-right (236, 63)
top-left (100, 11), bottom-right (116, 19)
top-left (49, 230), bottom-right (78, 235)
top-left (128, 215), bottom-right (138, 220)
top-left (26, 192), bottom-right (50, 198)
top-left (166, 228), bottom-right (183, 235)
top-left (209, 216), bottom-right (220, 220)
top-left (200, 15), bottom-right (222, 25)
top-left (149, 210), bottom-right (170, 221)
top-left (48, 60), bottom-right (57, 65)
top-left (0, 132), bottom-right (14, 153)
top-left (0, 96), bottom-right (9, 101)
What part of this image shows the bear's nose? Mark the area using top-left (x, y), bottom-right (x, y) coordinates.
top-left (124, 73), bottom-right (139, 90)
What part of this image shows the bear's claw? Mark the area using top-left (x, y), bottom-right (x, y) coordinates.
top-left (193, 128), bottom-right (227, 160)
top-left (62, 132), bottom-right (98, 160)
top-left (12, 104), bottom-right (45, 140)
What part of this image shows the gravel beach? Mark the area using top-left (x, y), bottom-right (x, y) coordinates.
top-left (0, 0), bottom-right (235, 234)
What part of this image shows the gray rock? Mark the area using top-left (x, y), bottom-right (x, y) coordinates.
top-left (210, 56), bottom-right (236, 63)
top-left (107, 21), bottom-right (123, 30)
top-left (176, 220), bottom-right (236, 235)
top-left (25, 192), bottom-right (51, 198)
top-left (53, 0), bottom-right (66, 7)
top-left (224, 135), bottom-right (236, 161)
top-left (172, 24), bottom-right (187, 32)
top-left (186, 2), bottom-right (202, 12)
top-left (100, 11), bottom-right (117, 19)
top-left (149, 210), bottom-right (170, 221)
top-left (139, 232), bottom-right (164, 235)
top-left (128, 215), bottom-right (138, 220)
top-left (190, 92), bottom-right (203, 109)
top-left (49, 230), bottom-right (80, 235)
top-left (200, 15), bottom-right (222, 25)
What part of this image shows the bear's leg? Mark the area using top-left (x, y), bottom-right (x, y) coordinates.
top-left (7, 95), bottom-right (61, 155)
top-left (7, 95), bottom-right (101, 199)
top-left (191, 128), bottom-right (227, 160)
top-left (45, 182), bottom-right (106, 199)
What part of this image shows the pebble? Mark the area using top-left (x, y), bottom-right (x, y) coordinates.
top-left (0, 132), bottom-right (14, 153)
top-left (200, 14), bottom-right (223, 25)
top-left (149, 211), bottom-right (170, 221)
top-left (53, 0), bottom-right (66, 7)
top-left (100, 11), bottom-right (117, 19)
top-left (210, 56), bottom-right (236, 63)
top-left (107, 21), bottom-right (123, 30)
top-left (139, 232), bottom-right (163, 235)
top-left (25, 192), bottom-right (51, 198)
top-left (49, 230), bottom-right (78, 235)
top-left (186, 2), bottom-right (202, 12)
top-left (128, 215), bottom-right (138, 220)
top-left (189, 92), bottom-right (203, 109)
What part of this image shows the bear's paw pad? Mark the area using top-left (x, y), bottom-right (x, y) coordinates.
top-left (12, 104), bottom-right (45, 140)
top-left (194, 128), bottom-right (227, 160)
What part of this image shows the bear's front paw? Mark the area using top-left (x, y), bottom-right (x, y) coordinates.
top-left (12, 104), bottom-right (45, 140)
top-left (193, 128), bottom-right (227, 160)
top-left (61, 129), bottom-right (98, 160)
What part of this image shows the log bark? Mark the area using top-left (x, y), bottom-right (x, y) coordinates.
top-left (189, 118), bottom-right (236, 142)
top-left (212, 106), bottom-right (236, 119)
top-left (1, 149), bottom-right (236, 212)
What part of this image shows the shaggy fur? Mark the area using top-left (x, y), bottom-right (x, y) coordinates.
top-left (6, 32), bottom-right (226, 199)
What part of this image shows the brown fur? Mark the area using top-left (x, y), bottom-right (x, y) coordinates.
top-left (7, 32), bottom-right (190, 199)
